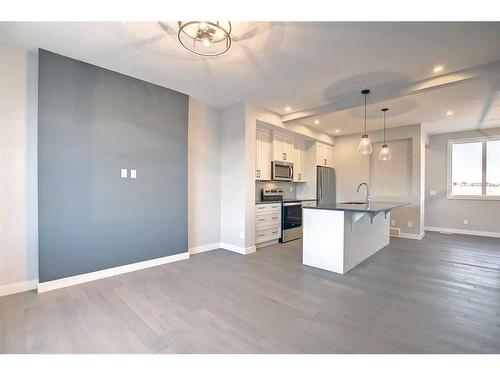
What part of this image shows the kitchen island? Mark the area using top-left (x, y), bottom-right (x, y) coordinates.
top-left (302, 201), bottom-right (409, 274)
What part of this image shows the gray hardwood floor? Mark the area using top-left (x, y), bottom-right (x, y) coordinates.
top-left (1, 232), bottom-right (499, 353)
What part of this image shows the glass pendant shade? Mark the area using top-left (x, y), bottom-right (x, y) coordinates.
top-left (379, 144), bottom-right (392, 161)
top-left (357, 134), bottom-right (373, 155)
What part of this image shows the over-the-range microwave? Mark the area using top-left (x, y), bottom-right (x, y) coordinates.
top-left (271, 160), bottom-right (294, 182)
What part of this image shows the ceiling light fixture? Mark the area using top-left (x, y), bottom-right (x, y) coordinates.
top-left (178, 21), bottom-right (231, 56)
top-left (285, 106), bottom-right (292, 112)
top-left (357, 89), bottom-right (373, 155)
top-left (446, 110), bottom-right (454, 116)
top-left (314, 119), bottom-right (320, 125)
top-left (433, 65), bottom-right (444, 73)
top-left (335, 129), bottom-right (340, 134)
top-left (379, 108), bottom-right (392, 161)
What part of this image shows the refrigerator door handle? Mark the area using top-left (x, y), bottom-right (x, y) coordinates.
top-left (317, 168), bottom-right (322, 204)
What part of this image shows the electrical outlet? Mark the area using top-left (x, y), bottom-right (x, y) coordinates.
top-left (430, 190), bottom-right (436, 196)
top-left (131, 169), bottom-right (137, 179)
top-left (290, 186), bottom-right (293, 192)
top-left (391, 220), bottom-right (396, 226)
top-left (407, 221), bottom-right (413, 228)
top-left (239, 231), bottom-right (244, 239)
top-left (463, 219), bottom-right (469, 225)
top-left (120, 169), bottom-right (128, 178)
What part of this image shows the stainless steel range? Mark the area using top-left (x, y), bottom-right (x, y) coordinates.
top-left (281, 200), bottom-right (303, 242)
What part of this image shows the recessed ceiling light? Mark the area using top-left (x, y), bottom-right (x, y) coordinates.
top-left (334, 129), bottom-right (340, 134)
top-left (433, 65), bottom-right (444, 73)
top-left (446, 110), bottom-right (454, 116)
top-left (285, 106), bottom-right (292, 112)
top-left (314, 119), bottom-right (320, 125)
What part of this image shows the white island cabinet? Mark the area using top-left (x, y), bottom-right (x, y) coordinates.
top-left (302, 201), bottom-right (408, 274)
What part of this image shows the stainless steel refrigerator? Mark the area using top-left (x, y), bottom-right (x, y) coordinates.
top-left (317, 166), bottom-right (336, 205)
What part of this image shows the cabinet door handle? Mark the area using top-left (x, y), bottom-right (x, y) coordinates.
top-left (298, 173), bottom-right (301, 180)
top-left (258, 234), bottom-right (266, 237)
top-left (258, 218), bottom-right (265, 222)
top-left (272, 231), bottom-right (278, 234)
top-left (324, 158), bottom-right (327, 165)
top-left (272, 217), bottom-right (278, 220)
top-left (283, 152), bottom-right (286, 160)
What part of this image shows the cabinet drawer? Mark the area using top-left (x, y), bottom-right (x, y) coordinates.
top-left (256, 227), bottom-right (281, 244)
top-left (255, 203), bottom-right (281, 214)
top-left (256, 212), bottom-right (281, 230)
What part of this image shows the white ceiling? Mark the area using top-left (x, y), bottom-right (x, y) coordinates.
top-left (1, 21), bottom-right (500, 134)
top-left (300, 78), bottom-right (500, 135)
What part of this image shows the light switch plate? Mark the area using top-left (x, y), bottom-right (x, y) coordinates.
top-left (391, 220), bottom-right (396, 226)
top-left (430, 190), bottom-right (436, 196)
top-left (408, 221), bottom-right (413, 228)
top-left (464, 219), bottom-right (469, 225)
top-left (121, 169), bottom-right (128, 178)
top-left (131, 169), bottom-right (137, 179)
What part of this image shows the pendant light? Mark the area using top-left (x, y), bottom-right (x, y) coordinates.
top-left (379, 108), bottom-right (392, 161)
top-left (357, 89), bottom-right (373, 155)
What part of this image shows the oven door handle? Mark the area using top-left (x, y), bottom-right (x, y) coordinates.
top-left (283, 202), bottom-right (303, 206)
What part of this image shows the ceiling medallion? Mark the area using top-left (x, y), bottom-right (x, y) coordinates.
top-left (178, 21), bottom-right (232, 56)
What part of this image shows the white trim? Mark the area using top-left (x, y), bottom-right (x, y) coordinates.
top-left (0, 279), bottom-right (38, 297)
top-left (38, 252), bottom-right (190, 293)
top-left (399, 232), bottom-right (425, 240)
top-left (220, 242), bottom-right (257, 255)
top-left (189, 242), bottom-right (221, 255)
top-left (424, 226), bottom-right (500, 239)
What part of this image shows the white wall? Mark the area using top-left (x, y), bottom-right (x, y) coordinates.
top-left (188, 98), bottom-right (221, 251)
top-left (425, 127), bottom-right (500, 235)
top-left (220, 103), bottom-right (248, 251)
top-left (0, 44), bottom-right (38, 296)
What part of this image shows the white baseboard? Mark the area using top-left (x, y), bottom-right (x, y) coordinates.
top-left (189, 242), bottom-right (221, 255)
top-left (399, 232), bottom-right (425, 240)
top-left (220, 242), bottom-right (256, 255)
top-left (0, 279), bottom-right (38, 297)
top-left (424, 226), bottom-right (500, 239)
top-left (38, 252), bottom-right (190, 293)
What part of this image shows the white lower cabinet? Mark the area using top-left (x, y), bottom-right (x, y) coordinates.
top-left (255, 203), bottom-right (281, 245)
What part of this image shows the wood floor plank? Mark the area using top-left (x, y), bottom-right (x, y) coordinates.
top-left (0, 231), bottom-right (499, 353)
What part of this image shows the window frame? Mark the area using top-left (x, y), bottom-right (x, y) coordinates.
top-left (447, 136), bottom-right (500, 200)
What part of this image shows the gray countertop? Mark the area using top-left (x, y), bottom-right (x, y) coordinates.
top-left (303, 201), bottom-right (410, 213)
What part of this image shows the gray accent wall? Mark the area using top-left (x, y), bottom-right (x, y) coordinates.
top-left (425, 127), bottom-right (500, 233)
top-left (38, 50), bottom-right (188, 283)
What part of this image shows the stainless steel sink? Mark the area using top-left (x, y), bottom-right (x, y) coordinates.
top-left (340, 201), bottom-right (367, 205)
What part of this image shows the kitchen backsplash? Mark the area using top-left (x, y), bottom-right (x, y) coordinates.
top-left (255, 181), bottom-right (296, 202)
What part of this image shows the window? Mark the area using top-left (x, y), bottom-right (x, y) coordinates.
top-left (448, 137), bottom-right (500, 199)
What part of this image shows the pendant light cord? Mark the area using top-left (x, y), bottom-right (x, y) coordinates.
top-left (364, 93), bottom-right (367, 135)
top-left (381, 108), bottom-right (388, 145)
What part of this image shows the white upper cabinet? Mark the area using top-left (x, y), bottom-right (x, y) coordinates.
top-left (316, 142), bottom-right (334, 167)
top-left (272, 132), bottom-right (294, 162)
top-left (293, 141), bottom-right (307, 182)
top-left (256, 128), bottom-right (271, 180)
